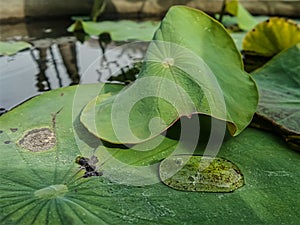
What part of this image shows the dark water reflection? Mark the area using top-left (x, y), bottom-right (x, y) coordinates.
top-left (0, 22), bottom-right (149, 113)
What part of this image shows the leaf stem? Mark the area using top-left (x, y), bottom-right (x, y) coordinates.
top-left (218, 0), bottom-right (227, 23)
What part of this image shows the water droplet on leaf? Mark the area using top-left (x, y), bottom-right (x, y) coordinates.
top-left (159, 155), bottom-right (244, 192)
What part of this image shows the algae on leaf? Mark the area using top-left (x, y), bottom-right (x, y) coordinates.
top-left (160, 155), bottom-right (244, 192)
top-left (80, 6), bottom-right (258, 144)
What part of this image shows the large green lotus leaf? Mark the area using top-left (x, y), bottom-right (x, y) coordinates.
top-left (242, 17), bottom-right (300, 57)
top-left (0, 83), bottom-right (191, 224)
top-left (251, 44), bottom-right (300, 150)
top-left (1, 83), bottom-right (299, 224)
top-left (81, 6), bottom-right (258, 144)
top-left (0, 41), bottom-right (31, 56)
top-left (67, 20), bottom-right (159, 41)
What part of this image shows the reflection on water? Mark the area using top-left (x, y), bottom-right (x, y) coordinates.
top-left (30, 37), bottom-right (80, 91)
top-left (0, 28), bottom-right (148, 113)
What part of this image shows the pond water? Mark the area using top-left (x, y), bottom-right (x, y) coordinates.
top-left (0, 20), bottom-right (148, 114)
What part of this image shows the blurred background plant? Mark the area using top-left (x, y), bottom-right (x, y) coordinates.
top-left (91, 0), bottom-right (107, 21)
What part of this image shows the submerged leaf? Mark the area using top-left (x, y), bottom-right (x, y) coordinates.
top-left (80, 6), bottom-right (258, 144)
top-left (242, 17), bottom-right (300, 57)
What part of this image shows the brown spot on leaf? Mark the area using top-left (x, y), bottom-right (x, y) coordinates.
top-left (18, 127), bottom-right (56, 152)
top-left (4, 140), bottom-right (11, 144)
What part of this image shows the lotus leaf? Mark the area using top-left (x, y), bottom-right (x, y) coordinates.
top-left (80, 6), bottom-right (258, 144)
top-left (251, 44), bottom-right (300, 151)
top-left (0, 41), bottom-right (31, 56)
top-left (68, 20), bottom-right (159, 41)
top-left (0, 82), bottom-right (299, 223)
top-left (242, 17), bottom-right (300, 57)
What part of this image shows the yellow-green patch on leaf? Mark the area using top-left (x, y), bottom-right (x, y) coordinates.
top-left (242, 17), bottom-right (300, 57)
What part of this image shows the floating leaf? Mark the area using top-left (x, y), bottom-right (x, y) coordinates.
top-left (1, 83), bottom-right (300, 224)
top-left (80, 6), bottom-right (258, 144)
top-left (0, 41), bottom-right (31, 56)
top-left (0, 79), bottom-right (299, 224)
top-left (1, 7), bottom-right (298, 224)
top-left (0, 83), bottom-right (181, 224)
top-left (159, 155), bottom-right (244, 192)
top-left (251, 44), bottom-right (300, 151)
top-left (242, 17), bottom-right (300, 57)
top-left (67, 20), bottom-right (159, 41)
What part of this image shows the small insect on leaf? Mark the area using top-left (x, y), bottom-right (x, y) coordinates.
top-left (75, 155), bottom-right (103, 178)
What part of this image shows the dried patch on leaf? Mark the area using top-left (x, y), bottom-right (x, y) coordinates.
top-left (18, 127), bottom-right (56, 151)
